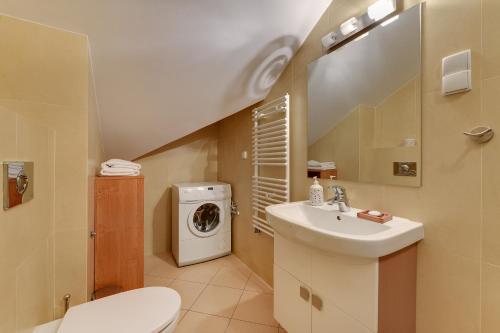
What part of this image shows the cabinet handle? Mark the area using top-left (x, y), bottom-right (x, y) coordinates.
top-left (299, 285), bottom-right (310, 301)
top-left (311, 294), bottom-right (323, 311)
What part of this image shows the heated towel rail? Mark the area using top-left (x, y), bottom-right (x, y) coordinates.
top-left (252, 94), bottom-right (290, 237)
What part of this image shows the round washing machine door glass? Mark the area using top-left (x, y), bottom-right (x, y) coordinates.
top-left (188, 202), bottom-right (224, 237)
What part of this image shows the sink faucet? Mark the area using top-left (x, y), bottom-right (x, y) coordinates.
top-left (327, 176), bottom-right (350, 212)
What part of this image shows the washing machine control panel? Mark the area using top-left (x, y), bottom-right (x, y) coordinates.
top-left (178, 184), bottom-right (231, 202)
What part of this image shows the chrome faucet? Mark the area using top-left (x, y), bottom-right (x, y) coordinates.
top-left (327, 176), bottom-right (350, 212)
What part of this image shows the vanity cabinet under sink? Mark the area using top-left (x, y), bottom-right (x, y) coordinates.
top-left (274, 233), bottom-right (417, 333)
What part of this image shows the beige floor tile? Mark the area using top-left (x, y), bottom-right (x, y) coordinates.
top-left (245, 273), bottom-right (273, 294)
top-left (145, 253), bottom-right (184, 279)
top-left (144, 275), bottom-right (173, 287)
top-left (210, 266), bottom-right (249, 289)
top-left (226, 319), bottom-right (279, 333)
top-left (174, 311), bottom-right (229, 333)
top-left (178, 309), bottom-right (188, 322)
top-left (223, 255), bottom-right (252, 277)
top-left (233, 291), bottom-right (278, 327)
top-left (169, 280), bottom-right (206, 310)
top-left (191, 285), bottom-right (243, 318)
top-left (177, 261), bottom-right (221, 283)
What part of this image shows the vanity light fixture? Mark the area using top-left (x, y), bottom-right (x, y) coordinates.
top-left (320, 0), bottom-right (397, 52)
top-left (340, 17), bottom-right (358, 36)
top-left (368, 0), bottom-right (396, 21)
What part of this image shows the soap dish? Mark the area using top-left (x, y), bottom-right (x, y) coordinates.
top-left (357, 210), bottom-right (393, 223)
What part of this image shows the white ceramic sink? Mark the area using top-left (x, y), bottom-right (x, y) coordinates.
top-left (266, 201), bottom-right (424, 258)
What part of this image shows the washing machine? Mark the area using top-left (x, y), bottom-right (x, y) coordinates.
top-left (172, 182), bottom-right (232, 267)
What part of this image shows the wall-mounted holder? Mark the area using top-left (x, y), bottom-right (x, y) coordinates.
top-left (321, 0), bottom-right (397, 52)
top-left (2, 161), bottom-right (34, 210)
top-left (464, 126), bottom-right (494, 143)
top-left (393, 162), bottom-right (417, 177)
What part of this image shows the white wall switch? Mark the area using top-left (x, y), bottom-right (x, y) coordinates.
top-left (442, 49), bottom-right (471, 95)
top-left (241, 150), bottom-right (248, 160)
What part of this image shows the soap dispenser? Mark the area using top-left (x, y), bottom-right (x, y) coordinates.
top-left (309, 176), bottom-right (324, 206)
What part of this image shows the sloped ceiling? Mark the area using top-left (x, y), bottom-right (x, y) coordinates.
top-left (0, 0), bottom-right (332, 159)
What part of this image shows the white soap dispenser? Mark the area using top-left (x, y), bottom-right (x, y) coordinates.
top-left (309, 176), bottom-right (324, 206)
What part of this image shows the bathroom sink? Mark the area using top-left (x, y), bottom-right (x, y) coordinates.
top-left (266, 201), bottom-right (423, 258)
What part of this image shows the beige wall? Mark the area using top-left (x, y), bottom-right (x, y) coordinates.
top-left (0, 14), bottom-right (92, 331)
top-left (219, 0), bottom-right (500, 331)
top-left (217, 109), bottom-right (275, 284)
top-left (87, 65), bottom-right (105, 301)
top-left (136, 125), bottom-right (218, 256)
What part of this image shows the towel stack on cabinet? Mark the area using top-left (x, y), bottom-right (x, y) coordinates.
top-left (93, 175), bottom-right (144, 299)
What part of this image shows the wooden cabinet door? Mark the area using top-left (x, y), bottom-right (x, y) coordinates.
top-left (94, 176), bottom-right (144, 294)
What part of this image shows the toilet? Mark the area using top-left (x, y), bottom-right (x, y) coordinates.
top-left (33, 287), bottom-right (181, 333)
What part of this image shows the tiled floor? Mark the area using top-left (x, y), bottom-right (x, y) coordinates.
top-left (144, 253), bottom-right (287, 333)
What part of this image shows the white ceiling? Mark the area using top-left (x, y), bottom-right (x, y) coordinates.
top-left (308, 5), bottom-right (421, 144)
top-left (0, 0), bottom-right (332, 159)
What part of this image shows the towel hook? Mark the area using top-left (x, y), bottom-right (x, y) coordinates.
top-left (463, 126), bottom-right (494, 143)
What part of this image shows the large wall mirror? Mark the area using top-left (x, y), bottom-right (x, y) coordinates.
top-left (307, 4), bottom-right (421, 187)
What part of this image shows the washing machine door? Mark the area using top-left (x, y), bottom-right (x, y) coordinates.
top-left (187, 201), bottom-right (224, 237)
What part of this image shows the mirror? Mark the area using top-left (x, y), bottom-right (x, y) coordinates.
top-left (307, 4), bottom-right (421, 187)
top-left (3, 161), bottom-right (34, 210)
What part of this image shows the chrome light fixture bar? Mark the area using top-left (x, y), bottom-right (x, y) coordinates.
top-left (321, 0), bottom-right (396, 52)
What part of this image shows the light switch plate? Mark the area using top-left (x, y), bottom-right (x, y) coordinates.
top-left (442, 49), bottom-right (472, 95)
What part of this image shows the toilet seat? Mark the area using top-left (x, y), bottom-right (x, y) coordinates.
top-left (57, 287), bottom-right (181, 333)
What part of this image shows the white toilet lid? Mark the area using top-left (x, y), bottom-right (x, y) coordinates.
top-left (57, 287), bottom-right (181, 333)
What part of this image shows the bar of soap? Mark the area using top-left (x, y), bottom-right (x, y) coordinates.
top-left (368, 210), bottom-right (383, 217)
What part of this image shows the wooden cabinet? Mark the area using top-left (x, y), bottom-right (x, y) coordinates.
top-left (274, 233), bottom-right (417, 333)
top-left (94, 176), bottom-right (144, 298)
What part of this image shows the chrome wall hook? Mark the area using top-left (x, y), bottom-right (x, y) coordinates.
top-left (464, 126), bottom-right (494, 143)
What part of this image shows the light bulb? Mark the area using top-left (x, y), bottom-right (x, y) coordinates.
top-left (340, 17), bottom-right (358, 36)
top-left (368, 0), bottom-right (396, 21)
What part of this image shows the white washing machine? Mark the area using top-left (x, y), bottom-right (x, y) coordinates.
top-left (172, 182), bottom-right (231, 266)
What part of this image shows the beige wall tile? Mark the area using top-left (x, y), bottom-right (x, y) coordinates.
top-left (421, 0), bottom-right (482, 93)
top-left (416, 244), bottom-right (480, 333)
top-left (53, 229), bottom-right (88, 318)
top-left (482, 0), bottom-right (500, 80)
top-left (482, 263), bottom-right (500, 333)
top-left (0, 107), bottom-right (17, 161)
top-left (217, 109), bottom-right (274, 285)
top-left (137, 125), bottom-right (218, 255)
top-left (0, 16), bottom-right (90, 330)
top-left (482, 77), bottom-right (500, 266)
top-left (0, 268), bottom-right (17, 332)
top-left (0, 15), bottom-right (88, 107)
top-left (15, 240), bottom-right (53, 331)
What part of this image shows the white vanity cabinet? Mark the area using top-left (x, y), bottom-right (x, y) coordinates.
top-left (274, 233), bottom-right (417, 333)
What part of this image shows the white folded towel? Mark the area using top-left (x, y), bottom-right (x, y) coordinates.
top-left (101, 159), bottom-right (141, 170)
top-left (320, 161), bottom-right (336, 169)
top-left (307, 160), bottom-right (336, 170)
top-left (7, 162), bottom-right (24, 178)
top-left (100, 166), bottom-right (140, 176)
top-left (308, 160), bottom-right (322, 168)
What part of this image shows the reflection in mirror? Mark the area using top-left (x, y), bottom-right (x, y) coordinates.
top-left (3, 161), bottom-right (34, 210)
top-left (307, 4), bottom-right (421, 187)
